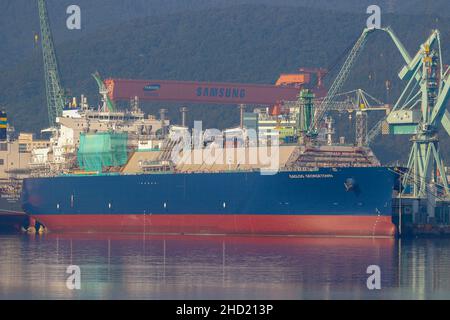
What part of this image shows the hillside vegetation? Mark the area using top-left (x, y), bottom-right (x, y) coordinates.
top-left (0, 4), bottom-right (449, 164)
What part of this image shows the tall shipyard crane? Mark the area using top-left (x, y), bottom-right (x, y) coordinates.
top-left (38, 0), bottom-right (66, 127)
top-left (310, 26), bottom-right (450, 199)
top-left (383, 28), bottom-right (450, 198)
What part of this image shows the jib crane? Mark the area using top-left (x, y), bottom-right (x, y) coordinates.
top-left (383, 28), bottom-right (450, 198)
top-left (310, 26), bottom-right (414, 137)
top-left (332, 89), bottom-right (390, 146)
top-left (37, 0), bottom-right (66, 127)
top-left (314, 26), bottom-right (450, 198)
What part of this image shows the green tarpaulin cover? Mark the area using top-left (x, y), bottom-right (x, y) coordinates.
top-left (77, 132), bottom-right (128, 172)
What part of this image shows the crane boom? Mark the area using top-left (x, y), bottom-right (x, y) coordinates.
top-left (93, 72), bottom-right (116, 112)
top-left (442, 110), bottom-right (450, 137)
top-left (38, 0), bottom-right (65, 127)
top-left (310, 28), bottom-right (375, 134)
top-left (364, 28), bottom-right (445, 144)
top-left (314, 26), bottom-right (438, 143)
top-left (380, 27), bottom-right (412, 64)
top-left (431, 72), bottom-right (450, 125)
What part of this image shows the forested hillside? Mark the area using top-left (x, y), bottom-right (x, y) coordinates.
top-left (2, 0), bottom-right (449, 68)
top-left (0, 3), bottom-right (449, 163)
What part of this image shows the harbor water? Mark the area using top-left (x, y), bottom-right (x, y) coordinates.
top-left (1, 233), bottom-right (450, 299)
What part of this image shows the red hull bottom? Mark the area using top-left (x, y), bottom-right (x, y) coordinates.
top-left (32, 214), bottom-right (396, 237)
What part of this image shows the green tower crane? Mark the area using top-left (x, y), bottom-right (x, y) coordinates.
top-left (38, 0), bottom-right (66, 127)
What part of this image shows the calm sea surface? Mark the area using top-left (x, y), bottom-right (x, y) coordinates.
top-left (1, 233), bottom-right (450, 299)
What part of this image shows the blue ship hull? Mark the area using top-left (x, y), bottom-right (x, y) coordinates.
top-left (21, 167), bottom-right (398, 237)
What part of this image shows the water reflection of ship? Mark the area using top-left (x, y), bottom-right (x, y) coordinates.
top-left (7, 235), bottom-right (450, 299)
top-left (37, 234), bottom-right (398, 298)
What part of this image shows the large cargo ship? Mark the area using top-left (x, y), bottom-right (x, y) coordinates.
top-left (19, 84), bottom-right (399, 237)
top-left (21, 141), bottom-right (398, 237)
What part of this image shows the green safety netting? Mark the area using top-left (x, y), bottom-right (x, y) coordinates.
top-left (77, 132), bottom-right (128, 172)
